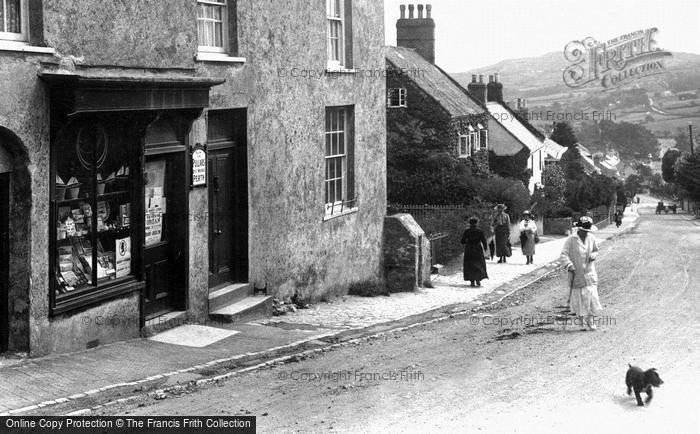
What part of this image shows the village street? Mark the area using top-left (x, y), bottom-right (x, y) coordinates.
top-left (93, 204), bottom-right (700, 433)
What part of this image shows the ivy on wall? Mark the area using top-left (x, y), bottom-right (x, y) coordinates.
top-left (487, 147), bottom-right (531, 188)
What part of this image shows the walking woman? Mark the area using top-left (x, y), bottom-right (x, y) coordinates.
top-left (560, 216), bottom-right (602, 330)
top-left (460, 217), bottom-right (489, 287)
top-left (492, 204), bottom-right (511, 263)
top-left (518, 210), bottom-right (537, 264)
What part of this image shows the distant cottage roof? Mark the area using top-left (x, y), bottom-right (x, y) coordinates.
top-left (486, 102), bottom-right (544, 153)
top-left (386, 46), bottom-right (482, 117)
top-left (543, 138), bottom-right (566, 160)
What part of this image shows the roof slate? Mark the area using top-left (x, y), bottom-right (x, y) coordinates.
top-left (386, 46), bottom-right (482, 117)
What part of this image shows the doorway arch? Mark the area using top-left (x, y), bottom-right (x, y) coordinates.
top-left (0, 126), bottom-right (31, 352)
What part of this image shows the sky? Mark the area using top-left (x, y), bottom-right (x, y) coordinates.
top-left (384, 0), bottom-right (700, 73)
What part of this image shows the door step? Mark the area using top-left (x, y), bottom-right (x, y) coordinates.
top-left (208, 283), bottom-right (253, 312)
top-left (209, 296), bottom-right (273, 324)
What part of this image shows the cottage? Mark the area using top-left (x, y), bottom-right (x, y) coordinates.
top-left (0, 0), bottom-right (386, 356)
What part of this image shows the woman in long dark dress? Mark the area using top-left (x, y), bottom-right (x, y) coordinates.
top-left (492, 203), bottom-right (511, 263)
top-left (461, 217), bottom-right (489, 287)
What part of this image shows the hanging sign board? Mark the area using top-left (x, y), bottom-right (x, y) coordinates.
top-left (191, 143), bottom-right (207, 188)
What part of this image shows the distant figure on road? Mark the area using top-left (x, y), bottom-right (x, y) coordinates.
top-left (560, 216), bottom-right (602, 331)
top-left (614, 211), bottom-right (623, 228)
top-left (460, 217), bottom-right (489, 287)
top-left (492, 204), bottom-right (511, 263)
top-left (518, 210), bottom-right (537, 264)
top-left (656, 201), bottom-right (665, 215)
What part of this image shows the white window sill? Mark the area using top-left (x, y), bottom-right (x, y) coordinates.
top-left (195, 52), bottom-right (246, 63)
top-left (0, 41), bottom-right (55, 54)
top-left (325, 67), bottom-right (357, 74)
top-left (323, 207), bottom-right (358, 221)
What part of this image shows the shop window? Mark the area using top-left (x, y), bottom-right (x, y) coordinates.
top-left (197, 0), bottom-right (238, 56)
top-left (324, 106), bottom-right (355, 216)
top-left (0, 0), bottom-right (26, 41)
top-left (387, 88), bottom-right (407, 108)
top-left (51, 119), bottom-right (138, 313)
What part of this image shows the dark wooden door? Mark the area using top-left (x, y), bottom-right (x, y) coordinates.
top-left (143, 153), bottom-right (187, 318)
top-left (208, 145), bottom-right (248, 287)
top-left (0, 174), bottom-right (9, 352)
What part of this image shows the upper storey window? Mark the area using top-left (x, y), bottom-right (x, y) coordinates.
top-left (0, 0), bottom-right (26, 41)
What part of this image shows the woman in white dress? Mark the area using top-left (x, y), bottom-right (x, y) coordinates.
top-left (518, 210), bottom-right (537, 264)
top-left (560, 216), bottom-right (602, 330)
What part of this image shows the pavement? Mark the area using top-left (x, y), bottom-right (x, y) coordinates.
top-left (0, 204), bottom-right (644, 416)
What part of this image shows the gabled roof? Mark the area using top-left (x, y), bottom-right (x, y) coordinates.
top-left (386, 46), bottom-right (482, 117)
top-left (486, 102), bottom-right (544, 153)
top-left (543, 138), bottom-right (566, 160)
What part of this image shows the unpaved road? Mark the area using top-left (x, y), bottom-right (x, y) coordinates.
top-left (97, 208), bottom-right (700, 433)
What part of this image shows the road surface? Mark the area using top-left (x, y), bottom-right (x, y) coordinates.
top-left (96, 206), bottom-right (700, 433)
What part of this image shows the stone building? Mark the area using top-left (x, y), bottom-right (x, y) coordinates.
top-left (0, 0), bottom-right (386, 356)
top-left (386, 4), bottom-right (491, 202)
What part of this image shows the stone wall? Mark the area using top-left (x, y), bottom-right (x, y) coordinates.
top-left (383, 214), bottom-right (431, 293)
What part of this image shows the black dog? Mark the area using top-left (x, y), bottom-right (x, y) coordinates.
top-left (626, 364), bottom-right (664, 406)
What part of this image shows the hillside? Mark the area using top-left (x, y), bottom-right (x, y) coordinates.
top-left (453, 51), bottom-right (700, 140)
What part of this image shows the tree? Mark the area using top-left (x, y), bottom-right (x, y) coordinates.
top-left (560, 146), bottom-right (585, 180)
top-left (543, 164), bottom-right (567, 208)
top-left (550, 122), bottom-right (578, 148)
top-left (624, 174), bottom-right (645, 197)
top-left (673, 131), bottom-right (692, 154)
top-left (662, 149), bottom-right (681, 182)
top-left (675, 154), bottom-right (700, 202)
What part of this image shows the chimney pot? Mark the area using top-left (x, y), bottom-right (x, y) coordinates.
top-left (478, 74), bottom-right (484, 83)
top-left (426, 4), bottom-right (432, 18)
top-left (417, 4), bottom-right (424, 18)
top-left (489, 74), bottom-right (494, 83)
top-left (522, 99), bottom-right (527, 108)
top-left (471, 74), bottom-right (477, 83)
top-left (517, 98), bottom-right (522, 109)
top-left (408, 4), bottom-right (414, 18)
top-left (400, 4), bottom-right (405, 19)
top-left (494, 73), bottom-right (499, 83)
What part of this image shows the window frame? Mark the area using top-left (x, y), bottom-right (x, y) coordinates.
top-left (387, 88), bottom-right (407, 108)
top-left (324, 106), bottom-right (355, 217)
top-left (0, 0), bottom-right (28, 42)
top-left (479, 127), bottom-right (488, 151)
top-left (458, 134), bottom-right (471, 158)
top-left (197, 0), bottom-right (228, 54)
top-left (326, 0), bottom-right (345, 69)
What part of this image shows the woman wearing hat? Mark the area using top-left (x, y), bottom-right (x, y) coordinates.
top-left (491, 204), bottom-right (511, 263)
top-left (460, 217), bottom-right (489, 287)
top-left (518, 210), bottom-right (537, 264)
top-left (560, 216), bottom-right (602, 330)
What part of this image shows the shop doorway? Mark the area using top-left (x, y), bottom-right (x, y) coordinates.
top-left (207, 110), bottom-right (248, 289)
top-left (0, 173), bottom-right (8, 352)
top-left (143, 116), bottom-right (189, 318)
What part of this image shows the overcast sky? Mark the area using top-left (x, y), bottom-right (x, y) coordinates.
top-left (384, 0), bottom-right (700, 73)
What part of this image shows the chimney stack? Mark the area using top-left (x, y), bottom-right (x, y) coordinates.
top-left (487, 72), bottom-right (503, 102)
top-left (400, 4), bottom-right (405, 18)
top-left (396, 4), bottom-right (436, 64)
top-left (468, 74), bottom-right (488, 104)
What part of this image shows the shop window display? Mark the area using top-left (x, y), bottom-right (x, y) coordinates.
top-left (52, 121), bottom-right (136, 302)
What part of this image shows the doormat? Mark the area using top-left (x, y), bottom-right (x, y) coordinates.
top-left (149, 325), bottom-right (240, 348)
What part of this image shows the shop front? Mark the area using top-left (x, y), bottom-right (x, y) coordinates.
top-left (41, 72), bottom-right (224, 336)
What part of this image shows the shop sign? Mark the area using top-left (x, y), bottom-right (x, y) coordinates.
top-left (191, 143), bottom-right (207, 188)
top-left (115, 237), bottom-right (131, 278)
